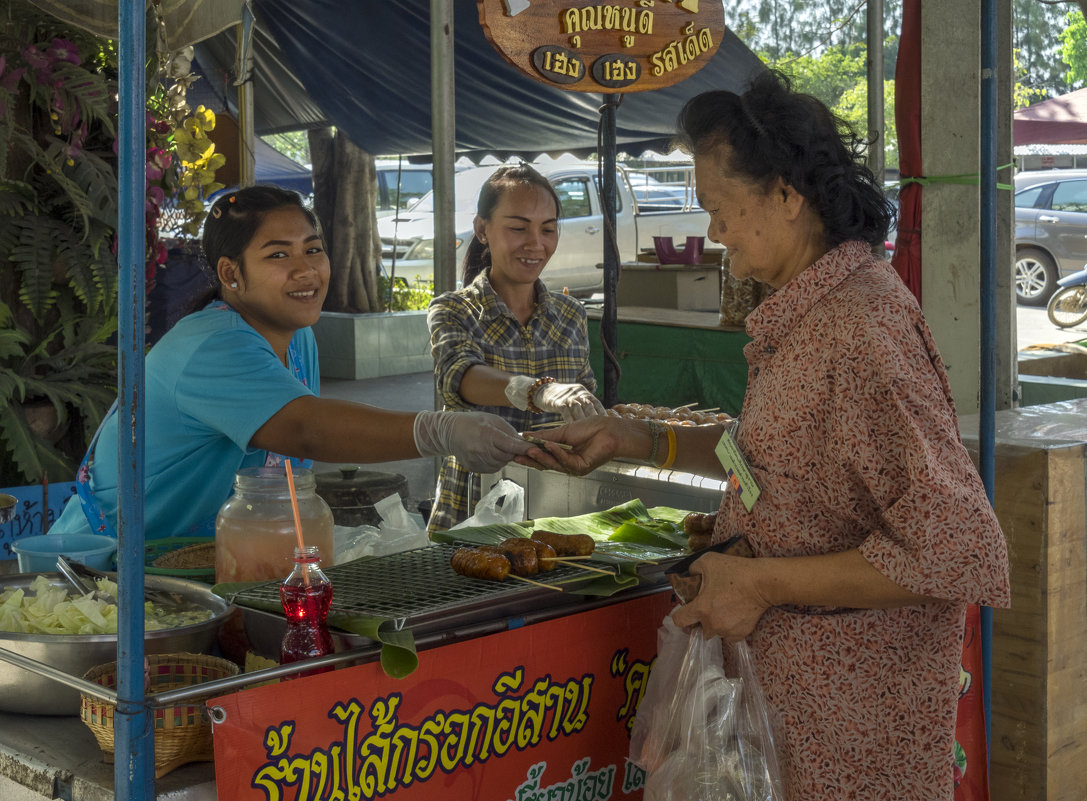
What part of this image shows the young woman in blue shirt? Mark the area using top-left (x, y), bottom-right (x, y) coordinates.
top-left (52, 185), bottom-right (531, 540)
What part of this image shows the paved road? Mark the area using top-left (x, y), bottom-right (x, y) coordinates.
top-left (1017, 303), bottom-right (1087, 351)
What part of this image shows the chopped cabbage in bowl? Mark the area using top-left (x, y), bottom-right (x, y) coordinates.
top-left (0, 575), bottom-right (211, 635)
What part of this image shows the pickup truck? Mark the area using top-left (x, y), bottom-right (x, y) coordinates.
top-left (378, 161), bottom-right (710, 296)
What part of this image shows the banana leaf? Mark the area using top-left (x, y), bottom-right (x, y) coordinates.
top-left (434, 501), bottom-right (697, 560)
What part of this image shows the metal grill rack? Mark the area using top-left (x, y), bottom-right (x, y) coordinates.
top-left (231, 543), bottom-right (608, 635)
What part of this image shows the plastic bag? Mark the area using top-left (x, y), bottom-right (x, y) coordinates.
top-left (629, 611), bottom-right (785, 801)
top-left (449, 479), bottom-right (525, 530)
top-left (334, 493), bottom-right (431, 562)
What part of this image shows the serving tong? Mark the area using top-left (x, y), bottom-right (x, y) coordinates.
top-left (55, 555), bottom-right (181, 606)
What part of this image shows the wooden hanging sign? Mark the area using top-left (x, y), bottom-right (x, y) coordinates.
top-left (478, 0), bottom-right (725, 93)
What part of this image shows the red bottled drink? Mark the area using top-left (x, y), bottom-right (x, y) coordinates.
top-left (279, 545), bottom-right (334, 677)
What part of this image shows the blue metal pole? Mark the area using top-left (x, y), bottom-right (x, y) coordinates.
top-left (116, 0), bottom-right (152, 796)
top-left (978, 0), bottom-right (998, 767)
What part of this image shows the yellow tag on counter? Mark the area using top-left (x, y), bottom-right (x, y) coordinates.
top-left (714, 428), bottom-right (761, 511)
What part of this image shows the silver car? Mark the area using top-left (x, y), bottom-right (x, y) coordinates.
top-left (1015, 168), bottom-right (1087, 305)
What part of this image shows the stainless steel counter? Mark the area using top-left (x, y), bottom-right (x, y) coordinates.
top-left (490, 460), bottom-right (727, 520)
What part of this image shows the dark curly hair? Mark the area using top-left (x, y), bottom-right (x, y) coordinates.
top-left (675, 70), bottom-right (893, 249)
top-left (461, 164), bottom-right (562, 285)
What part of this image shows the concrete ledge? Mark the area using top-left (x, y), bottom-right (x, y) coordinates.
top-left (1018, 374), bottom-right (1087, 407)
top-left (313, 311), bottom-right (431, 380)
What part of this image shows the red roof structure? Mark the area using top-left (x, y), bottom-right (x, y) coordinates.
top-left (1014, 88), bottom-right (1087, 145)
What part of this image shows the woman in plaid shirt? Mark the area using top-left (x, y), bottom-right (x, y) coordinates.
top-left (426, 165), bottom-right (605, 531)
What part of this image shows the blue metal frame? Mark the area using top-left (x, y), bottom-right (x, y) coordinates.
top-left (116, 0), bottom-right (152, 795)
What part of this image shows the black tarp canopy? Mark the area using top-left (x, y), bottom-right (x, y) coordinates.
top-left (192, 0), bottom-right (766, 159)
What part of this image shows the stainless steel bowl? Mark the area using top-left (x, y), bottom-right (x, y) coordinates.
top-left (0, 572), bottom-right (234, 716)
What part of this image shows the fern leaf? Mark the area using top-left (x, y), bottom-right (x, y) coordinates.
top-left (0, 180), bottom-right (35, 216)
top-left (65, 152), bottom-right (118, 227)
top-left (0, 403), bottom-right (51, 484)
top-left (11, 216), bottom-right (61, 320)
top-left (0, 371), bottom-right (26, 404)
top-left (50, 63), bottom-right (115, 137)
top-left (0, 327), bottom-right (30, 361)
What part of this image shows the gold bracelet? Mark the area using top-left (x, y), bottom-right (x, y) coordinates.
top-left (526, 376), bottom-right (556, 413)
top-left (660, 424), bottom-right (677, 469)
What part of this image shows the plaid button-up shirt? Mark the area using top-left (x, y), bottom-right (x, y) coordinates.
top-left (426, 269), bottom-right (597, 531)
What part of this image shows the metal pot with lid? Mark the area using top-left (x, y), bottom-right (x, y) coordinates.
top-left (315, 466), bottom-right (409, 527)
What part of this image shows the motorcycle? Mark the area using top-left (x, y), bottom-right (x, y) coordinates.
top-left (1046, 265), bottom-right (1087, 329)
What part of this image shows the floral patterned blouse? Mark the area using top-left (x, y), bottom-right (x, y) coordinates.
top-left (715, 240), bottom-right (1010, 800)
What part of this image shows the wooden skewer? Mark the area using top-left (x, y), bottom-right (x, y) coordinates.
top-left (676, 402), bottom-right (698, 409)
top-left (542, 554), bottom-right (595, 561)
top-left (509, 574), bottom-right (564, 591)
top-left (522, 434), bottom-right (574, 451)
top-left (562, 561), bottom-right (617, 576)
top-left (696, 406), bottom-right (720, 413)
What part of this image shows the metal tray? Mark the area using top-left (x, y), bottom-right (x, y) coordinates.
top-left (231, 543), bottom-right (614, 641)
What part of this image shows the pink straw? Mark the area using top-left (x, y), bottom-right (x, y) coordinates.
top-left (284, 461), bottom-right (310, 585)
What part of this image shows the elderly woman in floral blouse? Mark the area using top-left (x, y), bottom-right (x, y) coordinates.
top-left (523, 71), bottom-right (1010, 800)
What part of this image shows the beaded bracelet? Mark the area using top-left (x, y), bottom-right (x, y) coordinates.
top-left (647, 420), bottom-right (665, 465)
top-left (660, 423), bottom-right (678, 469)
top-left (526, 376), bottom-right (556, 413)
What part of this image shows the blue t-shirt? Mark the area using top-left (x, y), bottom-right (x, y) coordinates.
top-left (52, 303), bottom-right (320, 538)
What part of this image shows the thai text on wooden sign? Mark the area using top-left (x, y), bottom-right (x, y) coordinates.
top-left (478, 0), bottom-right (725, 93)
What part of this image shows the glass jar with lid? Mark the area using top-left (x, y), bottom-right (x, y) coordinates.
top-left (215, 466), bottom-right (335, 583)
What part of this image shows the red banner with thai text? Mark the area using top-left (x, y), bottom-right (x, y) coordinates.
top-left (211, 592), bottom-right (988, 799)
top-left (210, 591), bottom-right (674, 800)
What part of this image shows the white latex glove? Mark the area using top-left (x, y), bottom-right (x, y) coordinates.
top-left (504, 375), bottom-right (606, 422)
top-left (413, 410), bottom-right (533, 473)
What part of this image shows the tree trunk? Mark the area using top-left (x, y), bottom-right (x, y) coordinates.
top-left (308, 127), bottom-right (382, 313)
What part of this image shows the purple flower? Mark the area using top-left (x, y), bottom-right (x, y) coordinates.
top-left (22, 46), bottom-right (49, 71)
top-left (48, 38), bottom-right (81, 66)
top-left (146, 184), bottom-right (165, 209)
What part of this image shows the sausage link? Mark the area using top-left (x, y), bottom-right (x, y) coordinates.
top-left (527, 538), bottom-right (558, 571)
top-left (450, 547), bottom-right (510, 581)
top-left (497, 538), bottom-right (539, 576)
top-left (682, 512), bottom-right (717, 535)
top-left (530, 530), bottom-right (595, 556)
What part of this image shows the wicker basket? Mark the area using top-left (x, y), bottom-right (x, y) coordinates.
top-left (80, 652), bottom-right (239, 778)
top-left (144, 537), bottom-right (216, 583)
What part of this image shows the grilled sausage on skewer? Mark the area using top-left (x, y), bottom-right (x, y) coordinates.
top-left (530, 530), bottom-right (595, 557)
top-left (450, 547), bottom-right (510, 581)
top-left (527, 538), bottom-right (558, 571)
top-left (497, 538), bottom-right (540, 576)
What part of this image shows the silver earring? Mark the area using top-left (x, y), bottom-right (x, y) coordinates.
top-left (479, 237), bottom-right (486, 244)
top-left (230, 282), bottom-right (238, 289)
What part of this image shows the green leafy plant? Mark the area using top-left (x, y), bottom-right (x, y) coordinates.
top-left (379, 275), bottom-right (434, 312)
top-left (0, 9), bottom-right (121, 485)
top-left (0, 3), bottom-right (223, 486)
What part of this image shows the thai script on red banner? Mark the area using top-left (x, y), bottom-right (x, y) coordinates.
top-left (210, 591), bottom-right (675, 800)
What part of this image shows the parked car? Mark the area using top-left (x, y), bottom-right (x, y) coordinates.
top-left (375, 160), bottom-right (436, 218)
top-left (378, 161), bottom-right (710, 296)
top-left (1014, 168), bottom-right (1087, 305)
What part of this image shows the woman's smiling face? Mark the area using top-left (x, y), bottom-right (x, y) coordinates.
top-left (220, 206), bottom-right (330, 351)
top-left (476, 183), bottom-right (559, 289)
top-left (695, 144), bottom-right (816, 289)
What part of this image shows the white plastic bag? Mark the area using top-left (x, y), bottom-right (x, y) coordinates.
top-left (334, 493), bottom-right (431, 562)
top-left (449, 479), bottom-right (525, 530)
top-left (630, 610), bottom-right (785, 801)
